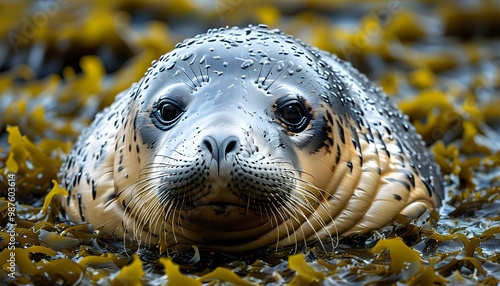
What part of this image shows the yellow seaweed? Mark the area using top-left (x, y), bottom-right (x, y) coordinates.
top-left (408, 68), bottom-right (436, 90)
top-left (78, 253), bottom-right (127, 269)
top-left (480, 226), bottom-right (500, 240)
top-left (160, 257), bottom-right (201, 286)
top-left (385, 11), bottom-right (427, 41)
top-left (41, 258), bottom-right (85, 284)
top-left (371, 238), bottom-right (421, 277)
top-left (40, 180), bottom-right (68, 218)
top-left (38, 229), bottom-right (80, 250)
top-left (408, 258), bottom-right (448, 286)
top-left (1, 246), bottom-right (55, 278)
top-left (111, 254), bottom-right (144, 286)
top-left (462, 121), bottom-right (491, 155)
top-left (199, 266), bottom-right (255, 286)
top-left (4, 126), bottom-right (60, 197)
top-left (431, 142), bottom-right (460, 176)
top-left (288, 253), bottom-right (325, 285)
top-left (256, 5), bottom-right (281, 27)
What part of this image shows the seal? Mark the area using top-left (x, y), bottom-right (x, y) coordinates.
top-left (58, 25), bottom-right (443, 253)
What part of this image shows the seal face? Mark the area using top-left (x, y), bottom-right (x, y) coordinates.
top-left (58, 25), bottom-right (443, 252)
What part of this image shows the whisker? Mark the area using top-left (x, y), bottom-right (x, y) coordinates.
top-left (113, 129), bottom-right (341, 254)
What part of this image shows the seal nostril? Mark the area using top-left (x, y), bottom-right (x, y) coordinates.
top-left (223, 138), bottom-right (238, 156)
top-left (202, 139), bottom-right (214, 155)
top-left (202, 136), bottom-right (239, 163)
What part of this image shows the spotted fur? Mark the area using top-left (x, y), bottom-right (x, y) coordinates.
top-left (57, 25), bottom-right (443, 253)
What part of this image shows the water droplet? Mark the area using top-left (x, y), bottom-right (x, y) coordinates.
top-left (402, 123), bottom-right (410, 131)
top-left (241, 59), bottom-right (254, 69)
top-left (185, 39), bottom-right (196, 46)
top-left (181, 52), bottom-right (194, 61)
top-left (276, 61), bottom-right (285, 71)
top-left (165, 60), bottom-right (176, 70)
top-left (260, 58), bottom-right (270, 65)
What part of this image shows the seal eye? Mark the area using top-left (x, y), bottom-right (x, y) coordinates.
top-left (152, 99), bottom-right (184, 130)
top-left (276, 100), bottom-right (312, 133)
top-left (159, 103), bottom-right (182, 123)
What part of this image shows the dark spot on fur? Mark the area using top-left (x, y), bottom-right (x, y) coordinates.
top-left (386, 178), bottom-right (410, 192)
top-left (91, 180), bottom-right (96, 200)
top-left (77, 194), bottom-right (85, 221)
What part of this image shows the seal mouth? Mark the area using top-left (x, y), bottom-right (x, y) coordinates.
top-left (192, 201), bottom-right (250, 212)
top-left (177, 201), bottom-right (276, 232)
top-left (177, 189), bottom-right (251, 210)
top-left (188, 191), bottom-right (292, 213)
top-left (203, 202), bottom-right (246, 208)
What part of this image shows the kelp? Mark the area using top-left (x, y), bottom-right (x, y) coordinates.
top-left (1, 0), bottom-right (500, 285)
top-left (1, 126), bottom-right (69, 200)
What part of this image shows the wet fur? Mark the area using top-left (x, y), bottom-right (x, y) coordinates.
top-left (58, 25), bottom-right (443, 253)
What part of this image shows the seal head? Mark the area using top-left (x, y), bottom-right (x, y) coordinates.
top-left (58, 25), bottom-right (443, 252)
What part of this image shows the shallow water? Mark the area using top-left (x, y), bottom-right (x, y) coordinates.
top-left (1, 0), bottom-right (499, 285)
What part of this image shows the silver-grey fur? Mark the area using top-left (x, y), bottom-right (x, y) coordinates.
top-left (58, 25), bottom-right (443, 253)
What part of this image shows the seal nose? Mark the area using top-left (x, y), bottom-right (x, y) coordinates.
top-left (202, 135), bottom-right (239, 163)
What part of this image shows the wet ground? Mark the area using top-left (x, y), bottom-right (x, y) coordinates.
top-left (0, 0), bottom-right (499, 285)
